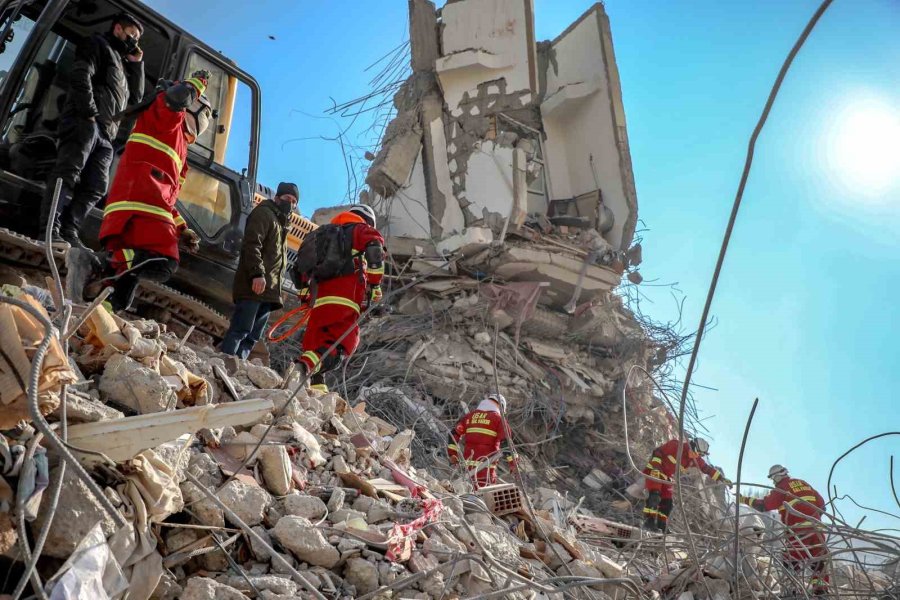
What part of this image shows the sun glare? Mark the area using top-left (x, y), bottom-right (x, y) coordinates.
top-left (827, 99), bottom-right (900, 197)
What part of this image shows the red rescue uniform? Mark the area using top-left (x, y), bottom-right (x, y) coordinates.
top-left (448, 409), bottom-right (516, 489)
top-left (98, 77), bottom-right (205, 272)
top-left (642, 439), bottom-right (724, 527)
top-left (742, 477), bottom-right (829, 593)
top-left (298, 211), bottom-right (384, 391)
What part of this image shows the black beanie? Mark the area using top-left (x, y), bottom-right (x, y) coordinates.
top-left (276, 182), bottom-right (299, 200)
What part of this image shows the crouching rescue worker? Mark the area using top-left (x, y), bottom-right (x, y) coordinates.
top-left (94, 72), bottom-right (212, 311)
top-left (447, 393), bottom-right (519, 489)
top-left (642, 437), bottom-right (731, 532)
top-left (293, 204), bottom-right (384, 392)
top-left (740, 465), bottom-right (829, 596)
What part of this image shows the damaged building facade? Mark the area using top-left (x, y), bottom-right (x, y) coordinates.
top-left (365, 0), bottom-right (641, 310)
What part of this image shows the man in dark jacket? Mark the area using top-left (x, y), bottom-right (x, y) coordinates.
top-left (39, 12), bottom-right (145, 248)
top-left (221, 182), bottom-right (298, 359)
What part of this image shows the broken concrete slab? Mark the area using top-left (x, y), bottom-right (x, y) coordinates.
top-left (64, 398), bottom-right (274, 462)
top-left (32, 465), bottom-right (117, 559)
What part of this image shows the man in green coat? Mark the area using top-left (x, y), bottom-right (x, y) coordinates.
top-left (221, 182), bottom-right (299, 359)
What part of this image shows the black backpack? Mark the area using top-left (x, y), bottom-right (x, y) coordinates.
top-left (293, 223), bottom-right (357, 284)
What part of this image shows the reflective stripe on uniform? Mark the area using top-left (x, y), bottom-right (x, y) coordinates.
top-left (712, 470), bottom-right (721, 481)
top-left (643, 507), bottom-right (659, 516)
top-left (657, 513), bottom-right (668, 521)
top-left (668, 455), bottom-right (677, 464)
top-left (649, 457), bottom-right (663, 465)
top-left (447, 444), bottom-right (459, 451)
top-left (367, 264), bottom-right (384, 275)
top-left (128, 132), bottom-right (183, 172)
top-left (122, 248), bottom-right (135, 269)
top-left (787, 496), bottom-right (819, 506)
top-left (465, 427), bottom-right (498, 437)
top-left (301, 351), bottom-right (321, 368)
top-left (313, 295), bottom-right (360, 314)
top-left (185, 77), bottom-right (206, 94)
top-left (310, 383), bottom-right (328, 392)
top-left (104, 201), bottom-right (176, 223)
top-left (174, 214), bottom-right (186, 227)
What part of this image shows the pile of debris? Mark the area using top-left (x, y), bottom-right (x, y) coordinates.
top-left (0, 287), bottom-right (656, 600)
top-left (3, 278), bottom-right (899, 600)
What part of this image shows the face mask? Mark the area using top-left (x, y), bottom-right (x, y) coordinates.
top-left (123, 34), bottom-right (139, 54)
top-left (276, 198), bottom-right (295, 215)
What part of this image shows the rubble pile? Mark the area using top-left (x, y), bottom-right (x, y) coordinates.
top-left (2, 279), bottom-right (899, 599)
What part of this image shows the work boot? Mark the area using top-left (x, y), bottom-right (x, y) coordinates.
top-left (65, 248), bottom-right (102, 303)
top-left (59, 226), bottom-right (89, 252)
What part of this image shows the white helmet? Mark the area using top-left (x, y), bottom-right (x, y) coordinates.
top-left (348, 204), bottom-right (376, 227)
top-left (486, 393), bottom-right (507, 413)
top-left (768, 464), bottom-right (789, 482)
top-left (690, 437), bottom-right (710, 456)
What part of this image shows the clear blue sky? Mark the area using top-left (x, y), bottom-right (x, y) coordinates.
top-left (147, 0), bottom-right (900, 533)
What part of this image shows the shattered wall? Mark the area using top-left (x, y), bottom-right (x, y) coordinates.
top-left (367, 0), bottom-right (638, 264)
top-left (540, 5), bottom-right (638, 250)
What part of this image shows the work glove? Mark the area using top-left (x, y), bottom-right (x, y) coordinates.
top-left (738, 494), bottom-right (754, 506)
top-left (506, 453), bottom-right (520, 473)
top-left (297, 287), bottom-right (311, 305)
top-left (180, 228), bottom-right (200, 253)
top-left (369, 285), bottom-right (383, 304)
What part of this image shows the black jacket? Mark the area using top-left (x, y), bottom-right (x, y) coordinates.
top-left (61, 32), bottom-right (144, 140)
top-left (233, 200), bottom-right (291, 307)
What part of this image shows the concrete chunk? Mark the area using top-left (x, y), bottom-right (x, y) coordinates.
top-left (343, 557), bottom-right (380, 595)
top-left (180, 577), bottom-right (248, 600)
top-left (282, 493), bottom-right (327, 520)
top-left (217, 480), bottom-right (270, 527)
top-left (99, 353), bottom-right (175, 414)
top-left (259, 445), bottom-right (292, 496)
top-left (271, 516), bottom-right (340, 568)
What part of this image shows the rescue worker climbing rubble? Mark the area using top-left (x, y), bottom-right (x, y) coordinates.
top-left (293, 204), bottom-right (385, 392)
top-left (642, 436), bottom-right (731, 532)
top-left (447, 393), bottom-right (519, 489)
top-left (90, 72), bottom-right (212, 311)
top-left (740, 465), bottom-right (830, 596)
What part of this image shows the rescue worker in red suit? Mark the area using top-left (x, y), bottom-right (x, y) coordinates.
top-left (296, 204), bottom-right (384, 393)
top-left (447, 393), bottom-right (519, 489)
top-left (642, 437), bottom-right (732, 532)
top-left (96, 71), bottom-right (212, 311)
top-left (740, 465), bottom-right (829, 596)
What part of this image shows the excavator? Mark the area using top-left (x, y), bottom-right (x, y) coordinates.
top-left (0, 0), bottom-right (316, 338)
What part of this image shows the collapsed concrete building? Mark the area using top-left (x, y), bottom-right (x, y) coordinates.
top-left (364, 0), bottom-right (641, 310)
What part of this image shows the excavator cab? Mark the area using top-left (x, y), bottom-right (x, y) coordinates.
top-left (0, 0), bottom-right (286, 333)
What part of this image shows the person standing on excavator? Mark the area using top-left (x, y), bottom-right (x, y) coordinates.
top-left (92, 72), bottom-right (212, 311)
top-left (40, 12), bottom-right (145, 247)
top-left (740, 465), bottom-right (830, 596)
top-left (293, 204), bottom-right (384, 392)
top-left (447, 393), bottom-right (519, 489)
top-left (642, 437), bottom-right (732, 532)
